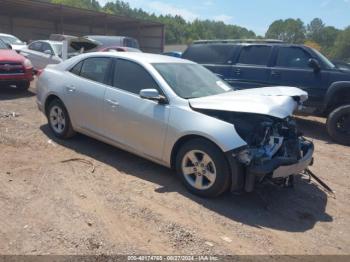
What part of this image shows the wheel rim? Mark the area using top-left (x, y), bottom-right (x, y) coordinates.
top-left (181, 150), bottom-right (216, 190)
top-left (335, 113), bottom-right (350, 135)
top-left (49, 105), bottom-right (66, 134)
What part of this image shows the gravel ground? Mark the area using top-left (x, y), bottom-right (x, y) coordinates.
top-left (0, 84), bottom-right (350, 255)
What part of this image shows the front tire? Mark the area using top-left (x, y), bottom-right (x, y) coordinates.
top-left (18, 81), bottom-right (30, 90)
top-left (47, 99), bottom-right (75, 139)
top-left (176, 138), bottom-right (231, 197)
top-left (327, 104), bottom-right (350, 146)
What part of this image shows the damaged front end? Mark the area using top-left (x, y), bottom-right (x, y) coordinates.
top-left (197, 110), bottom-right (314, 192)
top-left (233, 114), bottom-right (314, 192)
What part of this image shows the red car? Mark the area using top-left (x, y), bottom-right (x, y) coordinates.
top-left (0, 39), bottom-right (33, 90)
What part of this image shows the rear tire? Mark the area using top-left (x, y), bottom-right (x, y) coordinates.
top-left (47, 99), bottom-right (75, 139)
top-left (175, 138), bottom-right (231, 197)
top-left (326, 104), bottom-right (350, 146)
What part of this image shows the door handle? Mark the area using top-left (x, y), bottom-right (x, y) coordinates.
top-left (271, 70), bottom-right (281, 77)
top-left (105, 99), bottom-right (119, 107)
top-left (234, 69), bottom-right (241, 75)
top-left (65, 85), bottom-right (76, 93)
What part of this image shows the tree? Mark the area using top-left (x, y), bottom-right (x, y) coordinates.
top-left (266, 18), bottom-right (306, 43)
top-left (304, 40), bottom-right (321, 51)
top-left (307, 18), bottom-right (325, 44)
top-left (51, 0), bottom-right (101, 11)
top-left (332, 27), bottom-right (350, 62)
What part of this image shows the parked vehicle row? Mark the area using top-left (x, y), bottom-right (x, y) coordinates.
top-left (36, 52), bottom-right (314, 197)
top-left (182, 40), bottom-right (350, 145)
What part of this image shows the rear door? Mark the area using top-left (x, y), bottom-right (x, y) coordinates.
top-left (64, 57), bottom-right (112, 133)
top-left (21, 41), bottom-right (43, 69)
top-left (182, 44), bottom-right (238, 84)
top-left (231, 45), bottom-right (273, 89)
top-left (268, 46), bottom-right (328, 107)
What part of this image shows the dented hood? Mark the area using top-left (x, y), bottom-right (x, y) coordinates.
top-left (189, 86), bottom-right (308, 119)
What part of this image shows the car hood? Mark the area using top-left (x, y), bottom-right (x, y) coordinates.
top-left (189, 86), bottom-right (308, 119)
top-left (0, 49), bottom-right (25, 62)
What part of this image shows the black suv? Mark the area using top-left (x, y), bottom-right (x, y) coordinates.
top-left (182, 40), bottom-right (350, 145)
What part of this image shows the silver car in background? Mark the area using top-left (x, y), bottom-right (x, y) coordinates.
top-left (21, 40), bottom-right (63, 70)
top-left (36, 52), bottom-right (314, 197)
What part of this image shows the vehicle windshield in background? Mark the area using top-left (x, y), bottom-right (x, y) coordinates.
top-left (0, 35), bottom-right (24, 45)
top-left (85, 36), bottom-right (140, 49)
top-left (51, 43), bottom-right (63, 57)
top-left (153, 63), bottom-right (233, 99)
top-left (0, 40), bottom-right (8, 49)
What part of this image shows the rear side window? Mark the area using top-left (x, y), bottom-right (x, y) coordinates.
top-left (113, 59), bottom-right (159, 94)
top-left (275, 47), bottom-right (312, 69)
top-left (182, 44), bottom-right (237, 64)
top-left (41, 42), bottom-right (53, 53)
top-left (237, 45), bottom-right (272, 66)
top-left (80, 57), bottom-right (111, 84)
top-left (70, 61), bottom-right (83, 75)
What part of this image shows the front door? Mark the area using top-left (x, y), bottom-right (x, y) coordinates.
top-left (268, 46), bottom-right (329, 107)
top-left (103, 59), bottom-right (169, 161)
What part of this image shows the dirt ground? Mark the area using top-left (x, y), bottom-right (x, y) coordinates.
top-left (0, 83), bottom-right (350, 255)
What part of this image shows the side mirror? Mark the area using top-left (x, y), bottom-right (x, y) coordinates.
top-left (44, 49), bottom-right (53, 56)
top-left (308, 58), bottom-right (321, 72)
top-left (140, 89), bottom-right (167, 104)
top-left (5, 43), bottom-right (12, 49)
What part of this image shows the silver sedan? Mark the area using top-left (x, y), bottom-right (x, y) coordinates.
top-left (36, 52), bottom-right (314, 197)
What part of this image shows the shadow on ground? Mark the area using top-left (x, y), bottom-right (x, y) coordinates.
top-left (41, 124), bottom-right (332, 233)
top-left (0, 85), bottom-right (35, 101)
top-left (295, 116), bottom-right (334, 144)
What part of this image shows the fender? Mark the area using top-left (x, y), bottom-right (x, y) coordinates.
top-left (323, 81), bottom-right (350, 112)
top-left (162, 106), bottom-right (247, 166)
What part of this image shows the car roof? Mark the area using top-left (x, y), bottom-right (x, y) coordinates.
top-left (191, 40), bottom-right (304, 48)
top-left (31, 40), bottom-right (62, 45)
top-left (0, 33), bottom-right (17, 37)
top-left (87, 52), bottom-right (194, 64)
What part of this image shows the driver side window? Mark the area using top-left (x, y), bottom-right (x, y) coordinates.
top-left (276, 47), bottom-right (312, 69)
top-left (113, 59), bottom-right (160, 95)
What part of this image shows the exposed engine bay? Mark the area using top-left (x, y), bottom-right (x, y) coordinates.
top-left (195, 109), bottom-right (314, 192)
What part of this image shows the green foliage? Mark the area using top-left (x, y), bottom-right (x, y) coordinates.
top-left (332, 27), bottom-right (350, 62)
top-left (265, 18), bottom-right (306, 43)
top-left (51, 0), bottom-right (101, 11)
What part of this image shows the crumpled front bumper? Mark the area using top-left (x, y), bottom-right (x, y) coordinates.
top-left (244, 139), bottom-right (314, 192)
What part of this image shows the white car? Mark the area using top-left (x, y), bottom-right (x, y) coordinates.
top-left (0, 33), bottom-right (27, 51)
top-left (36, 52), bottom-right (314, 197)
top-left (21, 38), bottom-right (98, 70)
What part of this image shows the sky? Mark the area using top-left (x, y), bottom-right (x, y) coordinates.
top-left (97, 0), bottom-right (350, 35)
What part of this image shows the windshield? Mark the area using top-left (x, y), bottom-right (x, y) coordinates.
top-left (0, 40), bottom-right (8, 49)
top-left (313, 49), bottom-right (335, 69)
top-left (0, 35), bottom-right (24, 45)
top-left (153, 63), bottom-right (233, 99)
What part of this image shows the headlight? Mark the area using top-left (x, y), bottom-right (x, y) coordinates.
top-left (23, 59), bottom-right (33, 69)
